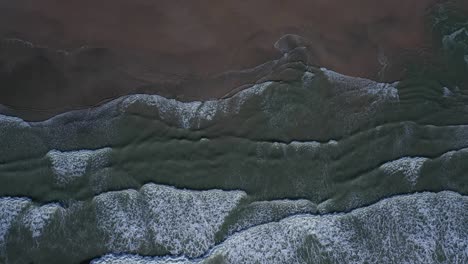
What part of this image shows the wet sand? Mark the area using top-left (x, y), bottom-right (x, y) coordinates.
top-left (0, 0), bottom-right (467, 120)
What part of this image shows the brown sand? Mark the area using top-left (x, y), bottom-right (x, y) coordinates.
top-left (1, 0), bottom-right (467, 120)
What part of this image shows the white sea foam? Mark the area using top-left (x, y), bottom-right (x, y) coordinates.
top-left (89, 192), bottom-right (468, 264)
top-left (289, 141), bottom-right (322, 150)
top-left (142, 184), bottom-right (245, 257)
top-left (47, 148), bottom-right (111, 186)
top-left (94, 184), bottom-right (246, 257)
top-left (289, 139), bottom-right (337, 150)
top-left (301, 71), bottom-right (316, 88)
top-left (255, 139), bottom-right (338, 160)
top-left (443, 87), bottom-right (453, 97)
top-left (320, 68), bottom-right (399, 101)
top-left (0, 115), bottom-right (30, 129)
top-left (380, 157), bottom-right (428, 186)
top-left (91, 254), bottom-right (195, 264)
top-left (21, 203), bottom-right (63, 239)
top-left (0, 197), bottom-right (31, 251)
top-left (0, 66), bottom-right (401, 134)
top-left (453, 125), bottom-right (468, 147)
top-left (438, 147), bottom-right (468, 163)
top-left (232, 81), bottom-right (272, 109)
top-left (205, 191), bottom-right (468, 264)
top-left (227, 199), bottom-right (317, 235)
top-left (120, 82), bottom-right (273, 129)
top-left (94, 190), bottom-right (147, 252)
top-left (442, 28), bottom-right (467, 50)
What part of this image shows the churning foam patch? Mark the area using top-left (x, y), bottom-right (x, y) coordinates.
top-left (89, 192), bottom-right (468, 264)
top-left (301, 71), bottom-right (316, 88)
top-left (91, 254), bottom-right (195, 264)
top-left (47, 148), bottom-right (111, 186)
top-left (380, 157), bottom-right (428, 186)
top-left (94, 183), bottom-right (246, 257)
top-left (120, 82), bottom-right (273, 129)
top-left (21, 203), bottom-right (63, 239)
top-left (0, 115), bottom-right (30, 129)
top-left (94, 190), bottom-right (146, 252)
top-left (442, 28), bottom-right (467, 50)
top-left (205, 191), bottom-right (468, 264)
top-left (320, 68), bottom-right (399, 101)
top-left (0, 197), bottom-right (31, 251)
top-left (443, 87), bottom-right (453, 97)
top-left (227, 199), bottom-right (317, 236)
top-left (254, 139), bottom-right (338, 161)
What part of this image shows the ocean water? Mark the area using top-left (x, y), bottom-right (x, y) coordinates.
top-left (1, 62), bottom-right (468, 263)
top-left (91, 191), bottom-right (468, 264)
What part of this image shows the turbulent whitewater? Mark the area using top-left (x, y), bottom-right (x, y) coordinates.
top-left (92, 191), bottom-right (468, 264)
